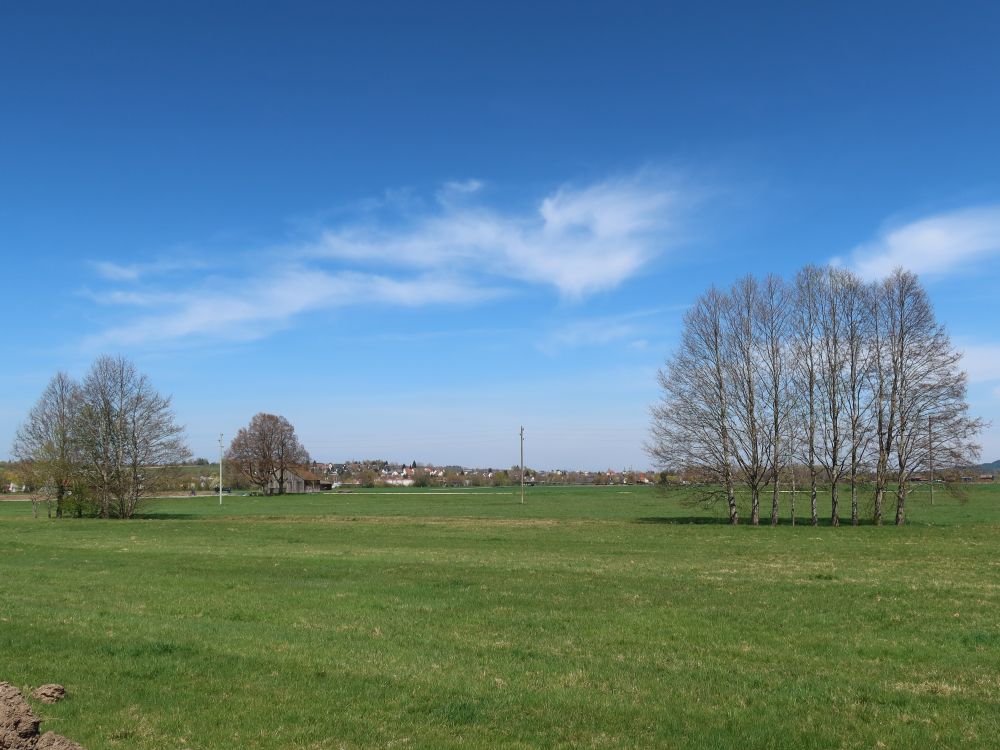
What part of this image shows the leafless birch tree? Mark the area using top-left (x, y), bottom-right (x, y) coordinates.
top-left (756, 274), bottom-right (793, 526)
top-left (649, 264), bottom-right (983, 528)
top-left (880, 270), bottom-right (983, 524)
top-left (792, 266), bottom-right (823, 526)
top-left (840, 272), bottom-right (874, 525)
top-left (648, 288), bottom-right (738, 523)
top-left (816, 268), bottom-right (851, 526)
top-left (725, 276), bottom-right (769, 525)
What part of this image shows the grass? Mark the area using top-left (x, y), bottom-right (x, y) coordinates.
top-left (1, 484), bottom-right (998, 749)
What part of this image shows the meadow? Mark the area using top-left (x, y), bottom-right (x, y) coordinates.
top-left (1, 484), bottom-right (998, 749)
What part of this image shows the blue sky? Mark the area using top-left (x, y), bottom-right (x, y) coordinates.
top-left (3, 1), bottom-right (1000, 470)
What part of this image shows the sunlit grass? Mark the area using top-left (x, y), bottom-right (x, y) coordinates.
top-left (1, 484), bottom-right (998, 748)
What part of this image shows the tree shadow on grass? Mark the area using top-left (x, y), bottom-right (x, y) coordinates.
top-left (634, 516), bottom-right (735, 525)
top-left (634, 515), bottom-right (921, 527)
top-left (134, 512), bottom-right (200, 520)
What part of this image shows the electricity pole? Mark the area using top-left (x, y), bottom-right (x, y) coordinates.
top-left (218, 433), bottom-right (224, 506)
top-left (520, 425), bottom-right (525, 504)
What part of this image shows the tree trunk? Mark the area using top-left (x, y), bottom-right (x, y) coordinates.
top-left (831, 481), bottom-right (840, 526)
top-left (895, 480), bottom-right (906, 526)
top-left (850, 468), bottom-right (858, 526)
top-left (790, 467), bottom-right (796, 526)
top-left (724, 464), bottom-right (738, 525)
top-left (751, 486), bottom-right (760, 526)
top-left (810, 471), bottom-right (818, 526)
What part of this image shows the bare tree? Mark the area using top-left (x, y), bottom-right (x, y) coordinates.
top-left (650, 264), bottom-right (984, 529)
top-left (274, 415), bottom-right (310, 493)
top-left (74, 355), bottom-right (190, 518)
top-left (228, 414), bottom-right (278, 494)
top-left (868, 278), bottom-right (896, 525)
top-left (841, 272), bottom-right (875, 525)
top-left (757, 274), bottom-right (792, 526)
top-left (816, 268), bottom-right (851, 526)
top-left (792, 266), bottom-right (823, 526)
top-left (648, 288), bottom-right (738, 523)
top-left (880, 270), bottom-right (983, 524)
top-left (725, 276), bottom-right (769, 525)
top-left (227, 413), bottom-right (310, 495)
top-left (11, 372), bottom-right (81, 518)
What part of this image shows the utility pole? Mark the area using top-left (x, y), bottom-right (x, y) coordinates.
top-left (928, 415), bottom-right (934, 506)
top-left (219, 433), bottom-right (224, 507)
top-left (520, 425), bottom-right (525, 504)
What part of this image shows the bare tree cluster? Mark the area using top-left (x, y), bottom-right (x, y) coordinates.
top-left (649, 266), bottom-right (983, 526)
top-left (226, 413), bottom-right (310, 495)
top-left (11, 355), bottom-right (190, 518)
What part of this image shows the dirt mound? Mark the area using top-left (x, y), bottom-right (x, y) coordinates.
top-left (28, 688), bottom-right (64, 707)
top-left (0, 683), bottom-right (84, 750)
top-left (35, 733), bottom-right (84, 750)
top-left (0, 682), bottom-right (40, 749)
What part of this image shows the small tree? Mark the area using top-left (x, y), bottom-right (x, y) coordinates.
top-left (73, 355), bottom-right (190, 518)
top-left (11, 372), bottom-right (81, 518)
top-left (358, 469), bottom-right (377, 488)
top-left (227, 413), bottom-right (310, 494)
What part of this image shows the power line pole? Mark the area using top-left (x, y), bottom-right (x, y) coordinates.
top-left (218, 433), bottom-right (224, 507)
top-left (520, 425), bottom-right (525, 504)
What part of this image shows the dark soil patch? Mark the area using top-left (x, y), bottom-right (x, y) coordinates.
top-left (0, 682), bottom-right (84, 750)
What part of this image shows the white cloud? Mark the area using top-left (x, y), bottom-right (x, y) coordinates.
top-left (436, 179), bottom-right (485, 202)
top-left (537, 309), bottom-right (668, 354)
top-left (84, 171), bottom-right (692, 348)
top-left (91, 257), bottom-right (209, 281)
top-left (310, 173), bottom-right (684, 298)
top-left (92, 261), bottom-right (145, 281)
top-left (85, 269), bottom-right (502, 348)
top-left (837, 205), bottom-right (1000, 280)
top-left (81, 289), bottom-right (187, 307)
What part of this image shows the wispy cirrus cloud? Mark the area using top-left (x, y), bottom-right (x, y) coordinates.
top-left (834, 204), bottom-right (1000, 280)
top-left (91, 257), bottom-right (211, 281)
top-left (536, 308), bottom-right (677, 354)
top-left (84, 268), bottom-right (500, 348)
top-left (83, 171), bottom-right (694, 348)
top-left (308, 172), bottom-right (687, 298)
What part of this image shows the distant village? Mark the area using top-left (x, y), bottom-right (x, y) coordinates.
top-left (284, 461), bottom-right (655, 493)
top-left (165, 459), bottom-right (660, 494)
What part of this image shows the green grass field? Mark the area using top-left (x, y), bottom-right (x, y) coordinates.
top-left (1, 484), bottom-right (998, 749)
